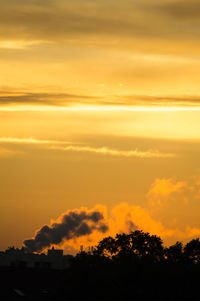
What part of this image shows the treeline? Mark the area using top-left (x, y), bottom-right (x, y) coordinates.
top-left (75, 230), bottom-right (200, 264)
top-left (2, 231), bottom-right (200, 300)
top-left (66, 231), bottom-right (200, 300)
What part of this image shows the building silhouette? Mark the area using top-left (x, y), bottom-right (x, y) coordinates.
top-left (0, 247), bottom-right (71, 270)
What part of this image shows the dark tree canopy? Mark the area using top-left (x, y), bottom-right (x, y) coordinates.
top-left (75, 230), bottom-right (200, 265)
top-left (94, 230), bottom-right (164, 263)
top-left (184, 238), bottom-right (200, 264)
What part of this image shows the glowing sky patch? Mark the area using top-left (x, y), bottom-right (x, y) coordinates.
top-left (1, 0), bottom-right (200, 251)
top-left (1, 105), bottom-right (200, 112)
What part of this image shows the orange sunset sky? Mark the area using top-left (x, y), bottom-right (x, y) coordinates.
top-left (1, 0), bottom-right (200, 253)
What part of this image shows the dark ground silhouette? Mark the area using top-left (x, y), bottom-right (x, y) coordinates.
top-left (1, 230), bottom-right (200, 300)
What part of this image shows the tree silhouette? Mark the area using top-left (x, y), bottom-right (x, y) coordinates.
top-left (184, 238), bottom-right (200, 264)
top-left (94, 230), bottom-right (164, 263)
top-left (95, 236), bottom-right (117, 257)
top-left (128, 230), bottom-right (164, 262)
top-left (115, 233), bottom-right (132, 256)
top-left (164, 241), bottom-right (184, 263)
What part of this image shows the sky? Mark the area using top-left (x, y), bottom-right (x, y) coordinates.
top-left (1, 0), bottom-right (200, 253)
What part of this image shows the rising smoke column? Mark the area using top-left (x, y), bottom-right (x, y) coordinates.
top-left (24, 208), bottom-right (108, 253)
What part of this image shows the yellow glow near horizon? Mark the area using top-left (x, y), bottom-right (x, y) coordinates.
top-left (1, 105), bottom-right (200, 112)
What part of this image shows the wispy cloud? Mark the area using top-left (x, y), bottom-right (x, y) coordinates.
top-left (0, 91), bottom-right (95, 107)
top-left (0, 137), bottom-right (70, 145)
top-left (0, 137), bottom-right (174, 158)
top-left (116, 94), bottom-right (200, 107)
top-left (51, 145), bottom-right (175, 158)
top-left (1, 91), bottom-right (200, 111)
